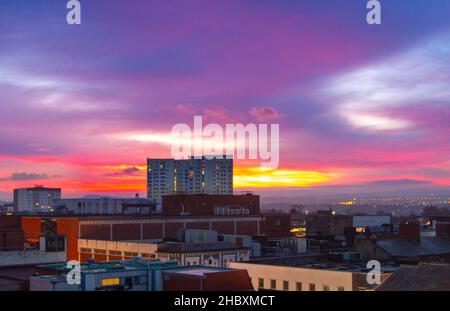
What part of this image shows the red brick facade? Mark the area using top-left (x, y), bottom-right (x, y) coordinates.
top-left (162, 194), bottom-right (260, 216)
top-left (21, 215), bottom-right (263, 260)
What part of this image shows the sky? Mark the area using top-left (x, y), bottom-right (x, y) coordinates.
top-left (1, 0), bottom-right (450, 200)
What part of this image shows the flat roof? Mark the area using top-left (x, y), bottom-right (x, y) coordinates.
top-left (22, 214), bottom-right (262, 220)
top-left (238, 255), bottom-right (399, 273)
top-left (164, 266), bottom-right (233, 276)
top-left (40, 259), bottom-right (178, 274)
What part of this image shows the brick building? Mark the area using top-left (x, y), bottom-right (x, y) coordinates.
top-left (0, 216), bottom-right (24, 251)
top-left (163, 266), bottom-right (253, 291)
top-left (161, 193), bottom-right (260, 216)
top-left (21, 215), bottom-right (264, 261)
top-left (77, 239), bottom-right (250, 266)
top-left (262, 213), bottom-right (292, 238)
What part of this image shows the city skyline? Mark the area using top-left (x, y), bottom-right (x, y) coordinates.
top-left (1, 0), bottom-right (450, 200)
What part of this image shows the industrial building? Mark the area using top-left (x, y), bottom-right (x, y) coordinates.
top-left (0, 216), bottom-right (24, 251)
top-left (77, 238), bottom-right (250, 267)
top-left (21, 214), bottom-right (267, 261)
top-left (29, 259), bottom-right (253, 291)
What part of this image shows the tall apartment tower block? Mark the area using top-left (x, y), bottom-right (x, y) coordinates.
top-left (13, 186), bottom-right (62, 213)
top-left (147, 157), bottom-right (233, 201)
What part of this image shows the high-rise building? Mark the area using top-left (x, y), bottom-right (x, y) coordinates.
top-left (13, 186), bottom-right (61, 213)
top-left (147, 156), bottom-right (233, 201)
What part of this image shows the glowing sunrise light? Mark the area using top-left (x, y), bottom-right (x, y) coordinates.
top-left (233, 167), bottom-right (334, 188)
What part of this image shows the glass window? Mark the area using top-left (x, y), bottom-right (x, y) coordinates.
top-left (309, 283), bottom-right (316, 291)
top-left (296, 282), bottom-right (302, 291)
top-left (101, 278), bottom-right (120, 286)
top-left (338, 286), bottom-right (345, 291)
top-left (323, 285), bottom-right (330, 291)
top-left (283, 281), bottom-right (289, 291)
top-left (258, 278), bottom-right (264, 289)
top-left (270, 279), bottom-right (276, 290)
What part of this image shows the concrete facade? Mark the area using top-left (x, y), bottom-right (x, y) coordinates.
top-left (147, 157), bottom-right (233, 201)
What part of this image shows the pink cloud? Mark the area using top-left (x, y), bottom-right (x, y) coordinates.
top-left (249, 106), bottom-right (283, 122)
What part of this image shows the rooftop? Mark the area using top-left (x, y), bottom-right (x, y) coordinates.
top-left (376, 263), bottom-right (450, 291)
top-left (157, 241), bottom-right (248, 253)
top-left (376, 237), bottom-right (450, 258)
top-left (163, 266), bottom-right (233, 276)
top-left (39, 259), bottom-right (178, 274)
top-left (238, 254), bottom-right (399, 273)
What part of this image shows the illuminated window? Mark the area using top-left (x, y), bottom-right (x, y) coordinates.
top-left (323, 285), bottom-right (330, 291)
top-left (101, 278), bottom-right (120, 286)
top-left (270, 279), bottom-right (276, 290)
top-left (296, 282), bottom-right (302, 291)
top-left (283, 281), bottom-right (289, 291)
top-left (309, 283), bottom-right (316, 291)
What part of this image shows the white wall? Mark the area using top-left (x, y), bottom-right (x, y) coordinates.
top-left (230, 262), bottom-right (353, 291)
top-left (0, 250), bottom-right (66, 267)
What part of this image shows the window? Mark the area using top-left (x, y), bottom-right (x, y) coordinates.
top-left (270, 279), bottom-right (276, 290)
top-left (124, 252), bottom-right (138, 257)
top-left (283, 281), bottom-right (289, 291)
top-left (108, 250), bottom-right (122, 256)
top-left (101, 278), bottom-right (120, 286)
top-left (296, 282), bottom-right (302, 291)
top-left (337, 286), bottom-right (345, 291)
top-left (309, 283), bottom-right (316, 291)
top-left (258, 278), bottom-right (264, 289)
top-left (94, 249), bottom-right (106, 254)
top-left (323, 285), bottom-right (330, 291)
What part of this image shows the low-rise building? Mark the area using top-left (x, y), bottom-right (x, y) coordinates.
top-left (376, 262), bottom-right (450, 291)
top-left (77, 238), bottom-right (250, 268)
top-left (30, 259), bottom-right (179, 291)
top-left (355, 237), bottom-right (450, 264)
top-left (29, 259), bottom-right (253, 291)
top-left (21, 215), bottom-right (265, 261)
top-left (230, 254), bottom-right (396, 291)
top-left (163, 266), bottom-right (254, 291)
top-left (55, 196), bottom-right (156, 215)
top-left (161, 193), bottom-right (259, 216)
top-left (306, 211), bottom-right (391, 237)
top-left (0, 216), bottom-right (24, 251)
top-left (0, 235), bottom-right (66, 268)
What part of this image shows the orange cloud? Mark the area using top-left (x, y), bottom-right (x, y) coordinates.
top-left (233, 167), bottom-right (334, 188)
